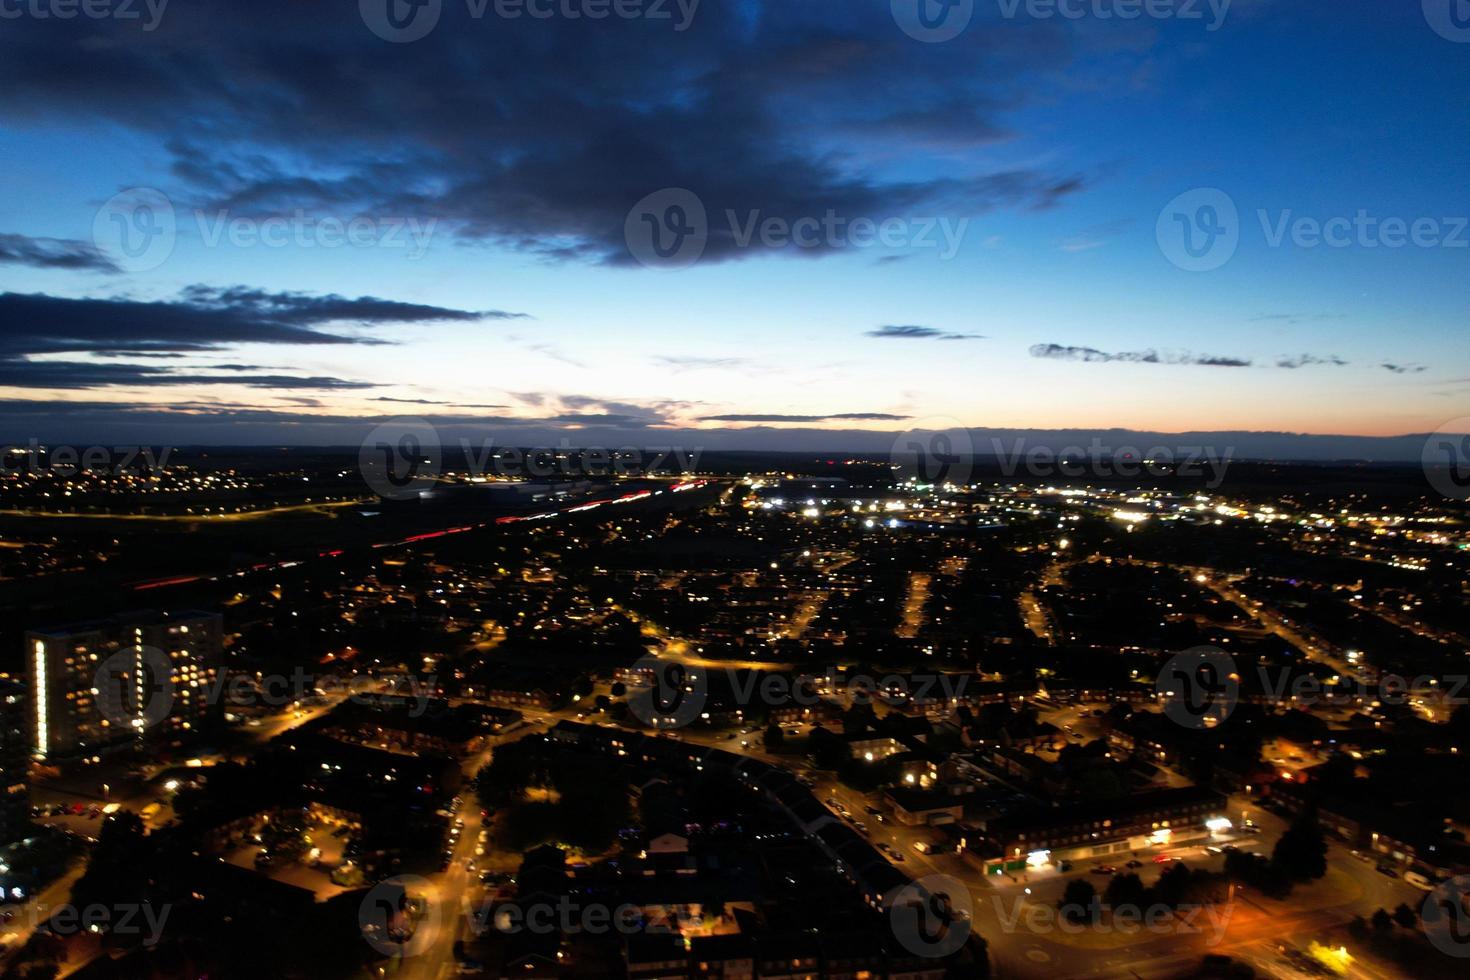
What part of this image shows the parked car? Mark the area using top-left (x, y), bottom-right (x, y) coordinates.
top-left (1404, 870), bottom-right (1435, 891)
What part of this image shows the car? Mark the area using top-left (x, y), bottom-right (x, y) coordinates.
top-left (1153, 854), bottom-right (1177, 864)
top-left (1058, 860), bottom-right (1073, 872)
top-left (865, 806), bottom-right (882, 816)
top-left (1091, 865), bottom-right (1117, 875)
top-left (1349, 849), bottom-right (1373, 863)
top-left (1375, 864), bottom-right (1398, 878)
top-left (1126, 859), bottom-right (1144, 868)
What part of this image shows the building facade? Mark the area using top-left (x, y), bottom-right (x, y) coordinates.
top-left (27, 611), bottom-right (223, 761)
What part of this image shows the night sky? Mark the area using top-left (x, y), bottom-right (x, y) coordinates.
top-left (0, 0), bottom-right (1466, 453)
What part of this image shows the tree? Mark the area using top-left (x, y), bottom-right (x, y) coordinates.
top-left (1059, 878), bottom-right (1097, 923)
top-left (1272, 811), bottom-right (1328, 882)
top-left (1104, 872), bottom-right (1148, 910)
top-left (1153, 861), bottom-right (1193, 909)
top-left (762, 723), bottom-right (784, 752)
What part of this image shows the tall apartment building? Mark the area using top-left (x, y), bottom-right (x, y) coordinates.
top-left (27, 611), bottom-right (223, 761)
top-left (0, 679), bottom-right (30, 844)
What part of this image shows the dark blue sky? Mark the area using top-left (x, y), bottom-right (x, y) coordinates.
top-left (0, 0), bottom-right (1465, 451)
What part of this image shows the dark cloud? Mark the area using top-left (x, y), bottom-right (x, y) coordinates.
top-left (867, 325), bottom-right (984, 341)
top-left (0, 2), bottom-right (1091, 266)
top-left (0, 233), bottom-right (118, 272)
top-left (1277, 353), bottom-right (1348, 369)
top-left (0, 288), bottom-right (500, 360)
top-left (371, 396), bottom-right (511, 408)
top-left (1381, 362), bottom-right (1427, 374)
top-left (698, 412), bottom-right (911, 423)
top-left (1029, 344), bottom-right (1251, 367)
top-left (0, 360), bottom-right (374, 391)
